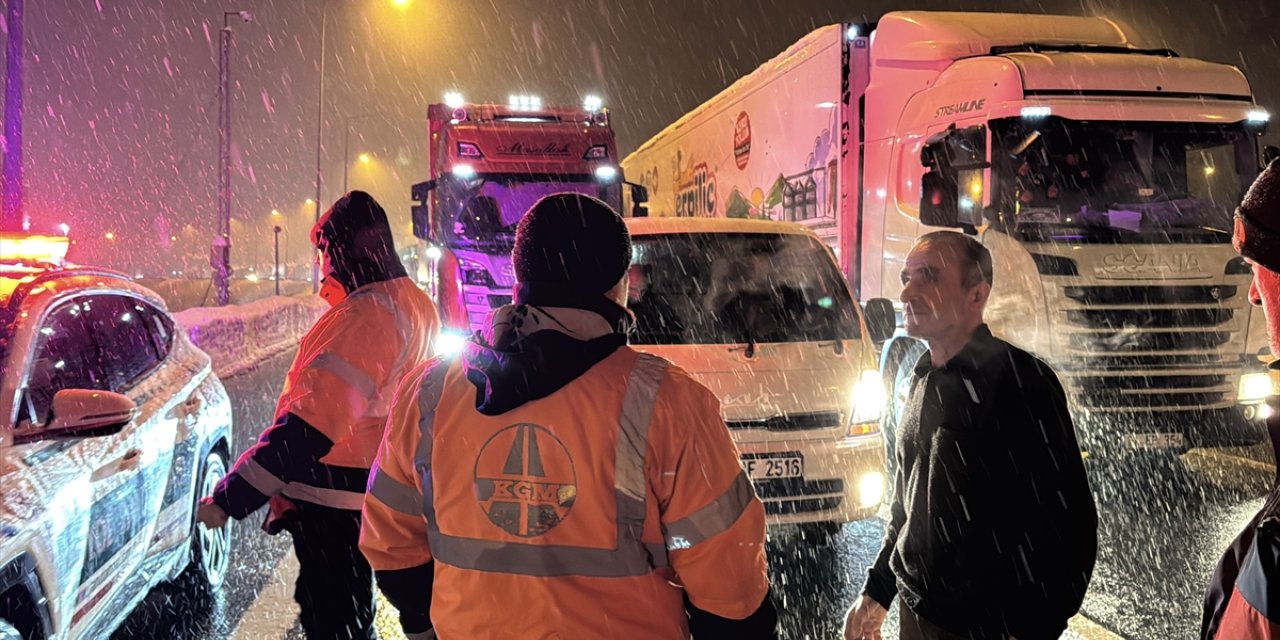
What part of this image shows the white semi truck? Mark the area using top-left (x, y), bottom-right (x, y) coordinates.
top-left (622, 11), bottom-right (1277, 454)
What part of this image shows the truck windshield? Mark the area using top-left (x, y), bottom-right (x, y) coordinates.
top-left (990, 117), bottom-right (1259, 243)
top-left (628, 232), bottom-right (858, 346)
top-left (438, 174), bottom-right (623, 249)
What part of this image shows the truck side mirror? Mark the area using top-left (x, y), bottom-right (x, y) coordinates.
top-left (411, 179), bottom-right (437, 201)
top-left (627, 182), bottom-right (649, 218)
top-left (863, 298), bottom-right (896, 344)
top-left (919, 171), bottom-right (960, 228)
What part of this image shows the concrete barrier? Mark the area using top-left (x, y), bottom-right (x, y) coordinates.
top-left (174, 295), bottom-right (328, 378)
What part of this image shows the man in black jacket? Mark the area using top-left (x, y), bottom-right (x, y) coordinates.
top-left (843, 231), bottom-right (1097, 640)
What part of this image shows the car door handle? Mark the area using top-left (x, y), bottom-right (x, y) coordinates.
top-left (183, 395), bottom-right (203, 416)
top-left (91, 448), bottom-right (142, 481)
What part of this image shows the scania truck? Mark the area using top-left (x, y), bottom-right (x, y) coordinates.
top-left (411, 95), bottom-right (645, 344)
top-left (622, 11), bottom-right (1277, 453)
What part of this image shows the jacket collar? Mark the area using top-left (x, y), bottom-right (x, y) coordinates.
top-left (914, 324), bottom-right (998, 376)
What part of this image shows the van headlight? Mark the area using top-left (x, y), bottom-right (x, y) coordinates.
top-left (433, 329), bottom-right (470, 358)
top-left (846, 369), bottom-right (885, 437)
top-left (1239, 372), bottom-right (1279, 403)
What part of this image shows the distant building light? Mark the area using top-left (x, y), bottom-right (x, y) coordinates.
top-left (104, 232), bottom-right (116, 241)
top-left (1021, 106), bottom-right (1052, 119)
top-left (444, 91), bottom-right (465, 109)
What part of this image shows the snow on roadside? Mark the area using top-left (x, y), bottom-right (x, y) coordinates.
top-left (174, 295), bottom-right (327, 378)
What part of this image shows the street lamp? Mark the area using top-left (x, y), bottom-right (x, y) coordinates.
top-left (214, 9), bottom-right (252, 307)
top-left (342, 112), bottom-right (387, 193)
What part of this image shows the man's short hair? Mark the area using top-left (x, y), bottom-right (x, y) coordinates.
top-left (917, 231), bottom-right (993, 288)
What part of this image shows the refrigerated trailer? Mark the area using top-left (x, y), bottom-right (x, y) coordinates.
top-left (622, 11), bottom-right (1277, 452)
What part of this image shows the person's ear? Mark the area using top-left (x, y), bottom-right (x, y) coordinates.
top-left (971, 281), bottom-right (991, 306)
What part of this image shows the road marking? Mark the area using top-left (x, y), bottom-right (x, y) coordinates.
top-left (1068, 613), bottom-right (1125, 640)
top-left (231, 549), bottom-right (299, 639)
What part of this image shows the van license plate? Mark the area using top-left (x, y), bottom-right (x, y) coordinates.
top-left (744, 455), bottom-right (803, 479)
top-left (1123, 432), bottom-right (1184, 449)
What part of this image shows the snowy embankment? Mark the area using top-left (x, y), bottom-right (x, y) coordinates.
top-left (174, 295), bottom-right (327, 378)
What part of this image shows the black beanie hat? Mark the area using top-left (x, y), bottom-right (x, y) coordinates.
top-left (511, 193), bottom-right (632, 322)
top-left (1236, 159), bottom-right (1280, 274)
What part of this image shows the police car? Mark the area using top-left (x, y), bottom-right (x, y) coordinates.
top-left (0, 233), bottom-right (233, 639)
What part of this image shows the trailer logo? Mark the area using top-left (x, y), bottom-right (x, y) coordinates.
top-left (494, 141), bottom-right (572, 157)
top-left (1098, 252), bottom-right (1205, 277)
top-left (934, 99), bottom-right (987, 120)
top-left (734, 112), bottom-right (752, 170)
top-left (677, 162), bottom-right (717, 217)
top-left (474, 423), bottom-right (577, 537)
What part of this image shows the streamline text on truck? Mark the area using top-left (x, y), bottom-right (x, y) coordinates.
top-left (621, 11), bottom-right (1279, 455)
top-left (411, 94), bottom-right (646, 346)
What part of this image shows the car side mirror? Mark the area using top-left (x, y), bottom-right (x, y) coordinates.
top-left (919, 171), bottom-right (960, 228)
top-left (863, 298), bottom-right (896, 344)
top-left (1265, 145), bottom-right (1280, 167)
top-left (13, 389), bottom-right (138, 445)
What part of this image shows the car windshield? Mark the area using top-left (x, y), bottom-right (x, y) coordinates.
top-left (437, 174), bottom-right (623, 250)
top-left (991, 117), bottom-right (1259, 243)
top-left (628, 232), bottom-right (858, 345)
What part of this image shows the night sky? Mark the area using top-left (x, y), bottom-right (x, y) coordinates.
top-left (8, 0), bottom-right (1279, 273)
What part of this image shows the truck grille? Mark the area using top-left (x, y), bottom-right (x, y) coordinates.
top-left (725, 411), bottom-right (841, 431)
top-left (1057, 283), bottom-right (1241, 412)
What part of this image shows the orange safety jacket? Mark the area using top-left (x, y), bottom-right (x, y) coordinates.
top-left (213, 277), bottom-right (438, 517)
top-left (361, 347), bottom-right (770, 639)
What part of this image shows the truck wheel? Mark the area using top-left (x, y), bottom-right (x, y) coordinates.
top-left (190, 449), bottom-right (232, 592)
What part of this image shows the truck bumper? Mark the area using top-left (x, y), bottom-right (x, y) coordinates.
top-left (736, 435), bottom-right (886, 526)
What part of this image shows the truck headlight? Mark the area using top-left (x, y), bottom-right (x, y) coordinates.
top-left (847, 369), bottom-right (885, 437)
top-left (1239, 372), bottom-right (1279, 403)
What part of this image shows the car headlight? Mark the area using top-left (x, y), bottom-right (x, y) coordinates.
top-left (847, 369), bottom-right (885, 437)
top-left (1239, 372), bottom-right (1279, 403)
top-left (433, 329), bottom-right (470, 358)
top-left (857, 471), bottom-right (886, 508)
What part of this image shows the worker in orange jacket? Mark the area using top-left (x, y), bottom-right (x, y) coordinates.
top-left (197, 191), bottom-right (438, 640)
top-left (360, 194), bottom-right (777, 639)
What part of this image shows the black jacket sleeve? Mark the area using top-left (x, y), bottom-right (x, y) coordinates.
top-left (863, 462), bottom-right (907, 608)
top-left (375, 563), bottom-right (434, 635)
top-left (685, 586), bottom-right (778, 639)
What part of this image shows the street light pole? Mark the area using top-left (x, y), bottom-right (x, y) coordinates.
top-left (311, 12), bottom-right (327, 294)
top-left (215, 10), bottom-right (251, 307)
top-left (273, 225), bottom-right (282, 296)
top-left (1, 0), bottom-right (25, 231)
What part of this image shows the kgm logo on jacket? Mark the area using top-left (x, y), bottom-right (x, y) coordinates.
top-left (473, 424), bottom-right (578, 537)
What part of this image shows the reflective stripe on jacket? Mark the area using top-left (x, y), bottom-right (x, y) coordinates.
top-left (361, 347), bottom-right (769, 639)
top-left (214, 277), bottom-right (438, 517)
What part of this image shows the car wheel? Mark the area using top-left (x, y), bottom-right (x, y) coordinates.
top-left (190, 449), bottom-right (232, 591)
top-left (0, 620), bottom-right (23, 640)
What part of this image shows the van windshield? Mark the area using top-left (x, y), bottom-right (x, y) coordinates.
top-left (628, 232), bottom-right (858, 345)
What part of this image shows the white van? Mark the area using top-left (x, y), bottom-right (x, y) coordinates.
top-left (625, 217), bottom-right (886, 533)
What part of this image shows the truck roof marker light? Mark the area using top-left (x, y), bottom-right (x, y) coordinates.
top-left (592, 111), bottom-right (609, 126)
top-left (0, 233), bottom-right (71, 265)
top-left (584, 95), bottom-right (603, 112)
top-left (1247, 109), bottom-right (1270, 123)
top-left (457, 142), bottom-right (484, 159)
top-left (508, 94), bottom-right (542, 112)
top-left (444, 91), bottom-right (465, 109)
top-left (1021, 106), bottom-right (1052, 118)
top-left (451, 107), bottom-right (468, 123)
top-left (846, 25), bottom-right (859, 40)
top-left (452, 164), bottom-right (477, 179)
top-left (595, 165), bottom-right (619, 181)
